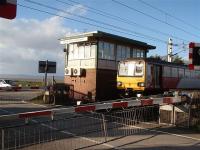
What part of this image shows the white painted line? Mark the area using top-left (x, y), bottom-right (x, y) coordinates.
top-left (0, 108), bottom-right (12, 114)
top-left (129, 124), bottom-right (200, 141)
top-left (25, 102), bottom-right (48, 108)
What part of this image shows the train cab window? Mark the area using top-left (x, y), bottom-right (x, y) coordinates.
top-left (118, 61), bottom-right (144, 76)
top-left (135, 61), bottom-right (144, 76)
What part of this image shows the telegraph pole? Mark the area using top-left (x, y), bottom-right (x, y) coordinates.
top-left (167, 38), bottom-right (173, 62)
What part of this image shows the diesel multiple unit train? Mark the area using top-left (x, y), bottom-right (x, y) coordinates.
top-left (117, 58), bottom-right (200, 96)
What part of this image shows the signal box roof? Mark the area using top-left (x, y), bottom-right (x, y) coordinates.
top-left (60, 31), bottom-right (156, 50)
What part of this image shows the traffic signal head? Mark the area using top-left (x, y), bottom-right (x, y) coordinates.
top-left (189, 42), bottom-right (200, 70)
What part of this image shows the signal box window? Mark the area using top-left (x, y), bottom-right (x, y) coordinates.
top-left (117, 45), bottom-right (131, 61)
top-left (98, 41), bottom-right (115, 60)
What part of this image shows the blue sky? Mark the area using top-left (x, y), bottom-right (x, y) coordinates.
top-left (0, 0), bottom-right (200, 75)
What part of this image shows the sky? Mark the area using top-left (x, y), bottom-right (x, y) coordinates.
top-left (0, 0), bottom-right (200, 76)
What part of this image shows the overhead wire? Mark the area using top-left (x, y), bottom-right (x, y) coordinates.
top-left (138, 0), bottom-right (200, 31)
top-left (17, 3), bottom-right (165, 43)
top-left (23, 0), bottom-right (168, 44)
top-left (112, 0), bottom-right (200, 38)
top-left (57, 0), bottom-right (189, 43)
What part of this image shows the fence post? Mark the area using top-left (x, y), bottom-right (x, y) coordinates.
top-left (1, 129), bottom-right (4, 150)
top-left (101, 114), bottom-right (107, 142)
top-left (158, 106), bottom-right (161, 125)
top-left (188, 107), bottom-right (191, 128)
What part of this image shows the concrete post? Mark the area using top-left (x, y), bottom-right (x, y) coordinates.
top-left (171, 105), bottom-right (176, 125)
top-left (158, 106), bottom-right (161, 125)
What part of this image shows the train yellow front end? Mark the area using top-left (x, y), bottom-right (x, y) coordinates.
top-left (117, 59), bottom-right (146, 96)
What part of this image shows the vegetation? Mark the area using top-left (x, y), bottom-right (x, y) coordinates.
top-left (149, 55), bottom-right (185, 64)
top-left (14, 80), bottom-right (43, 87)
top-left (149, 54), bottom-right (163, 61)
top-left (172, 55), bottom-right (185, 64)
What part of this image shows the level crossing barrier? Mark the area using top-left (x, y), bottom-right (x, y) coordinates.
top-left (0, 96), bottom-right (183, 124)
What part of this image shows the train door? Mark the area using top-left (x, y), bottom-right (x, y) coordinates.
top-left (154, 65), bottom-right (162, 88)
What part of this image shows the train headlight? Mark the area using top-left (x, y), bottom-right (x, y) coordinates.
top-left (138, 82), bottom-right (145, 87)
top-left (117, 81), bottom-right (122, 86)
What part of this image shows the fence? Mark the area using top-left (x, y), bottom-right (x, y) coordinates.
top-left (0, 105), bottom-right (161, 150)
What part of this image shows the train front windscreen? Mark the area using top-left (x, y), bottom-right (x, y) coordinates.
top-left (118, 60), bottom-right (144, 77)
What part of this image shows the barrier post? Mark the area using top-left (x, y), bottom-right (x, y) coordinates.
top-left (1, 129), bottom-right (4, 150)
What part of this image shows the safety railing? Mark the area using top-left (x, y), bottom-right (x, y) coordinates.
top-left (0, 105), bottom-right (162, 150)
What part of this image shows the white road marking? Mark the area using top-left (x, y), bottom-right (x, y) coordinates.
top-left (87, 114), bottom-right (200, 142)
top-left (31, 119), bottom-right (125, 150)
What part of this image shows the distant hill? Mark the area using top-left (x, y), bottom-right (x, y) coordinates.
top-left (0, 74), bottom-right (64, 82)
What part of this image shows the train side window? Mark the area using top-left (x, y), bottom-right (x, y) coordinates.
top-left (198, 71), bottom-right (200, 78)
top-left (171, 68), bottom-right (178, 77)
top-left (163, 66), bottom-right (171, 77)
top-left (191, 71), bottom-right (195, 78)
top-left (185, 69), bottom-right (190, 78)
top-left (178, 68), bottom-right (184, 78)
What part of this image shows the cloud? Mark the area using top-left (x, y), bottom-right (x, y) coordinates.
top-left (0, 16), bottom-right (73, 75)
top-left (58, 4), bottom-right (87, 18)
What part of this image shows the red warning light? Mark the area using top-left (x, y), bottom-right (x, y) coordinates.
top-left (189, 42), bottom-right (195, 49)
top-left (188, 64), bottom-right (194, 70)
top-left (0, 0), bottom-right (17, 20)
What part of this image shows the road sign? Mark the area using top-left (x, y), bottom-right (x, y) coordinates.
top-left (0, 0), bottom-right (17, 19)
top-left (189, 42), bottom-right (200, 70)
top-left (38, 61), bottom-right (56, 73)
